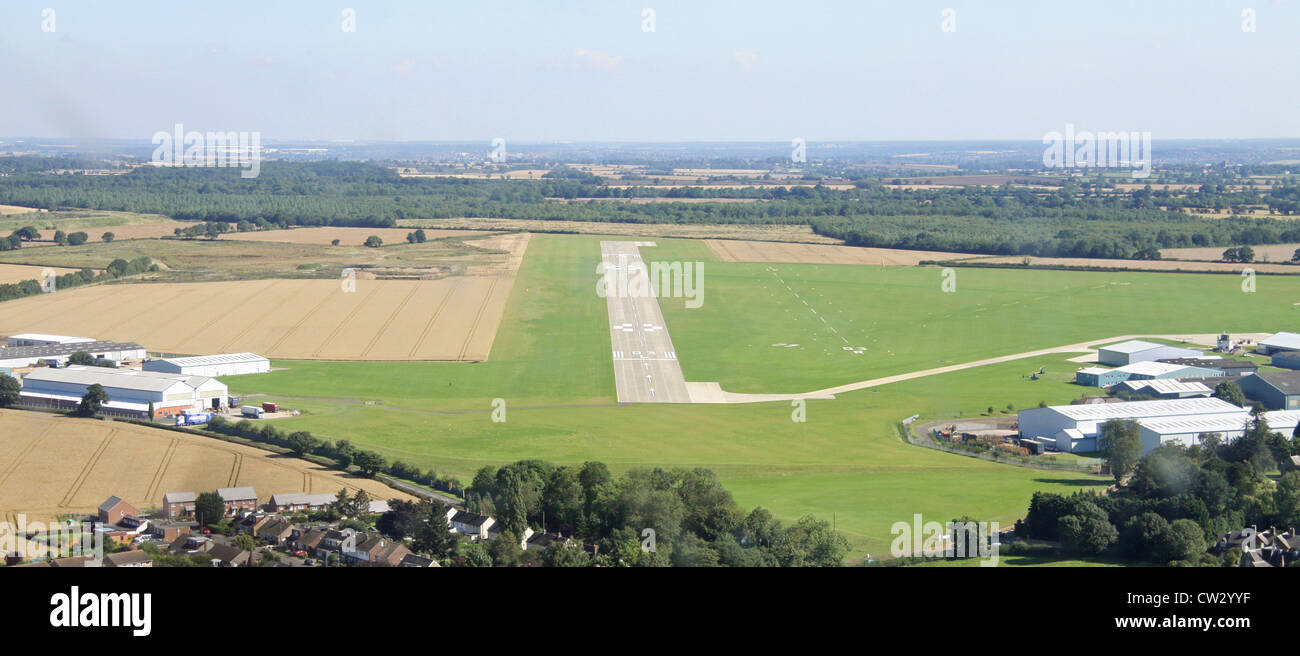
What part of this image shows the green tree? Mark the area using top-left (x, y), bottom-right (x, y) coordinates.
top-left (1213, 381), bottom-right (1246, 407)
top-left (542, 544), bottom-right (589, 567)
top-left (1159, 519), bottom-right (1207, 562)
top-left (286, 431), bottom-right (318, 457)
top-left (66, 351), bottom-right (97, 366)
top-left (353, 450), bottom-right (386, 477)
top-left (53, 230), bottom-right (66, 245)
top-left (194, 491), bottom-right (225, 525)
top-left (0, 373), bottom-right (21, 407)
top-left (101, 232), bottom-right (115, 242)
top-left (364, 235), bottom-right (383, 248)
top-left (487, 530), bottom-right (522, 566)
top-left (1101, 419), bottom-right (1143, 481)
top-left (76, 383), bottom-right (109, 416)
top-left (1058, 515), bottom-right (1117, 556)
top-left (1118, 512), bottom-right (1168, 561)
top-left (233, 534), bottom-right (257, 553)
top-left (66, 231), bottom-right (88, 246)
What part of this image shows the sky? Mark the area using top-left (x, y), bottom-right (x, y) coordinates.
top-left (1, 0), bottom-right (1297, 142)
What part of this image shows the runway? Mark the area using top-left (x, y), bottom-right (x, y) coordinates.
top-left (601, 241), bottom-right (692, 403)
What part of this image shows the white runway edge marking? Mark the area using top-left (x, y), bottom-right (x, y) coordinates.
top-left (601, 241), bottom-right (692, 403)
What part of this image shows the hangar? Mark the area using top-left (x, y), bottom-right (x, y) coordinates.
top-left (5, 333), bottom-right (95, 347)
top-left (0, 340), bottom-right (147, 370)
top-left (1096, 340), bottom-right (1202, 366)
top-left (1017, 397), bottom-right (1243, 453)
top-left (1256, 332), bottom-right (1300, 356)
top-left (19, 366), bottom-right (229, 418)
top-left (1136, 410), bottom-right (1300, 454)
top-left (143, 352), bottom-right (270, 377)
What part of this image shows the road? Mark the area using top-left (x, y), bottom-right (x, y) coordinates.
top-left (601, 241), bottom-right (692, 403)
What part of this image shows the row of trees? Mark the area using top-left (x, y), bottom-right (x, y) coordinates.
top-left (0, 256), bottom-right (155, 303)
top-left (462, 460), bottom-right (850, 566)
top-left (203, 417), bottom-right (461, 492)
top-left (4, 161), bottom-right (1300, 259)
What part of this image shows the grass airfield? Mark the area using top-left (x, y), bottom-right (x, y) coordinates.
top-left (213, 233), bottom-right (1300, 556)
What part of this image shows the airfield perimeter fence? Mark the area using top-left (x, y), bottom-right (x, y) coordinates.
top-left (898, 418), bottom-right (1101, 474)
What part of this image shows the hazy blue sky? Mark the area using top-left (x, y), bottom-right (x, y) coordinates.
top-left (2, 0), bottom-right (1296, 141)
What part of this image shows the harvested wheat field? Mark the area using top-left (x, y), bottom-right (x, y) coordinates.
top-left (1161, 243), bottom-right (1300, 262)
top-left (0, 235), bottom-right (530, 361)
top-left (0, 204), bottom-right (46, 215)
top-left (218, 226), bottom-right (485, 246)
top-left (0, 263), bottom-right (78, 284)
top-left (0, 409), bottom-right (414, 525)
top-left (705, 239), bottom-right (978, 266)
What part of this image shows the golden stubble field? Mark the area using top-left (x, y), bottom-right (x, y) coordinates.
top-left (0, 234), bottom-right (531, 361)
top-left (0, 409), bottom-right (414, 525)
top-left (0, 263), bottom-right (79, 284)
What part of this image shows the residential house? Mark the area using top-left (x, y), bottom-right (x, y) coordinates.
top-left (269, 492), bottom-right (337, 513)
top-left (447, 509), bottom-right (495, 541)
top-left (98, 496), bottom-right (139, 525)
top-left (148, 520), bottom-right (193, 543)
top-left (345, 535), bottom-right (411, 566)
top-left (162, 492), bottom-right (196, 518)
top-left (524, 532), bottom-right (570, 552)
top-left (254, 517), bottom-right (295, 545)
top-left (399, 554), bottom-right (439, 568)
top-left (208, 544), bottom-right (250, 567)
top-left (104, 550), bottom-right (153, 568)
top-left (217, 487), bottom-right (259, 514)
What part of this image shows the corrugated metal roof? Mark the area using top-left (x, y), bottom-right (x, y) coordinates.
top-left (0, 340), bottom-right (145, 359)
top-left (1138, 410), bottom-right (1300, 435)
top-left (1098, 340), bottom-right (1167, 354)
top-left (1124, 380), bottom-right (1212, 395)
top-left (1116, 361), bottom-right (1194, 377)
top-left (1048, 397), bottom-right (1240, 420)
top-left (22, 366), bottom-right (191, 392)
top-left (1261, 332), bottom-right (1300, 351)
top-left (155, 353), bottom-right (268, 367)
top-left (7, 333), bottom-right (94, 343)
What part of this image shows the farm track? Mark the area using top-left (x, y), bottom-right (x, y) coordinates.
top-left (311, 284), bottom-right (381, 357)
top-left (220, 280), bottom-right (312, 352)
top-left (267, 285), bottom-right (339, 353)
top-left (151, 279), bottom-right (282, 347)
top-left (96, 285), bottom-right (194, 335)
top-left (408, 277), bottom-right (459, 357)
top-left (457, 277), bottom-right (498, 361)
top-left (143, 438), bottom-right (180, 505)
top-left (227, 453), bottom-right (243, 487)
top-left (360, 282), bottom-right (422, 358)
top-left (59, 429), bottom-right (117, 507)
top-left (0, 422), bottom-right (57, 491)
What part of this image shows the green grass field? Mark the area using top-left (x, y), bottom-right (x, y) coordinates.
top-left (221, 233), bottom-right (1300, 557)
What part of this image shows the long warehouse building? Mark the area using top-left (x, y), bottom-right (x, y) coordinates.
top-left (19, 366), bottom-right (229, 418)
top-left (0, 340), bottom-right (147, 370)
top-left (143, 352), bottom-right (269, 377)
top-left (1019, 397), bottom-right (1248, 454)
